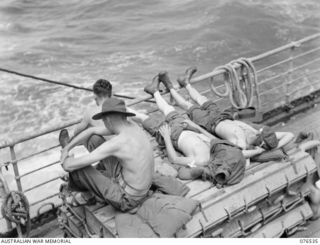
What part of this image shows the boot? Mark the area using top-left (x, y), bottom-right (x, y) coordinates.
top-left (159, 71), bottom-right (173, 90)
top-left (144, 75), bottom-right (160, 96)
top-left (177, 76), bottom-right (187, 88)
top-left (59, 129), bottom-right (70, 148)
top-left (177, 66), bottom-right (197, 87)
top-left (185, 66), bottom-right (197, 82)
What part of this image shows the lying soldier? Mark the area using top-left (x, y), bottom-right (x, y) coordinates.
top-left (60, 98), bottom-right (154, 211)
top-left (135, 74), bottom-right (246, 186)
top-left (159, 67), bottom-right (295, 159)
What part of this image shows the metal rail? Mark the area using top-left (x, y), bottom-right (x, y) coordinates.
top-left (259, 68), bottom-right (320, 96)
top-left (256, 46), bottom-right (320, 74)
top-left (18, 160), bottom-right (60, 179)
top-left (23, 176), bottom-right (61, 193)
top-left (259, 56), bottom-right (320, 85)
top-left (0, 32), bottom-right (319, 211)
top-left (30, 193), bottom-right (60, 207)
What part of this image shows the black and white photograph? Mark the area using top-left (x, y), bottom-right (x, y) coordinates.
top-left (0, 0), bottom-right (320, 242)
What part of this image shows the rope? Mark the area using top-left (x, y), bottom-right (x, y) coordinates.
top-left (1, 191), bottom-right (31, 238)
top-left (209, 58), bottom-right (260, 109)
top-left (238, 58), bottom-right (261, 108)
top-left (0, 67), bottom-right (139, 100)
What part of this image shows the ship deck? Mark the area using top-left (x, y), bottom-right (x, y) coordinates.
top-left (274, 104), bottom-right (320, 238)
top-left (28, 103), bottom-right (320, 238)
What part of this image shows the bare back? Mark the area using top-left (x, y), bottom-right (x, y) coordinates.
top-left (110, 123), bottom-right (154, 190)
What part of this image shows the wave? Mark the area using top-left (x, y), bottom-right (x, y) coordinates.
top-left (0, 0), bottom-right (319, 145)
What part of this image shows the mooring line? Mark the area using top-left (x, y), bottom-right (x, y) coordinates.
top-left (0, 67), bottom-right (152, 101)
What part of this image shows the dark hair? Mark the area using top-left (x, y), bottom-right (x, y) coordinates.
top-left (93, 79), bottom-right (112, 98)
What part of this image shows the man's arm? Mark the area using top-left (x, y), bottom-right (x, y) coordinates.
top-left (159, 124), bottom-right (194, 166)
top-left (72, 118), bottom-right (89, 139)
top-left (275, 132), bottom-right (295, 149)
top-left (242, 147), bottom-right (265, 159)
top-left (61, 126), bottom-right (111, 162)
top-left (71, 109), bottom-right (92, 139)
top-left (62, 138), bottom-right (119, 172)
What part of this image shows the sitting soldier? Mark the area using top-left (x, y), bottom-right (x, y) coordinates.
top-left (60, 98), bottom-right (154, 211)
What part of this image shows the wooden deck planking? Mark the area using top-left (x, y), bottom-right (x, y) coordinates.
top-left (185, 180), bottom-right (213, 198)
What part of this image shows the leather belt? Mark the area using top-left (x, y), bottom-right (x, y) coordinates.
top-left (118, 174), bottom-right (149, 198)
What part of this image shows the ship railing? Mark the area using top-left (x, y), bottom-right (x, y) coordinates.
top-left (0, 33), bottom-right (319, 218)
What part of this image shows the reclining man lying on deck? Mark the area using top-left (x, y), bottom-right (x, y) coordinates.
top-left (159, 67), bottom-right (295, 159)
top-left (129, 74), bottom-right (246, 186)
top-left (60, 98), bottom-right (154, 211)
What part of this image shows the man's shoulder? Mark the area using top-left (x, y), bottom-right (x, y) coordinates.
top-left (120, 123), bottom-right (148, 141)
top-left (84, 106), bottom-right (99, 118)
top-left (83, 106), bottom-right (103, 126)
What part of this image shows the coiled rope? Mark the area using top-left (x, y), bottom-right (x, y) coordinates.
top-left (1, 191), bottom-right (31, 238)
top-left (210, 58), bottom-right (260, 109)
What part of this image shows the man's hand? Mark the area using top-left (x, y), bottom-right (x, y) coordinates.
top-left (254, 146), bottom-right (265, 154)
top-left (159, 124), bottom-right (171, 140)
top-left (61, 154), bottom-right (75, 172)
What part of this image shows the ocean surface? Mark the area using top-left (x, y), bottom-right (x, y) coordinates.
top-left (0, 0), bottom-right (319, 213)
top-left (0, 0), bottom-right (320, 143)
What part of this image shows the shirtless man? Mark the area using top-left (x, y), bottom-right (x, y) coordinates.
top-left (159, 67), bottom-right (295, 158)
top-left (61, 98), bottom-right (154, 211)
top-left (60, 79), bottom-right (112, 155)
top-left (60, 79), bottom-right (120, 179)
top-left (138, 75), bottom-right (245, 185)
top-left (70, 79), bottom-right (112, 140)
